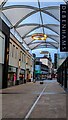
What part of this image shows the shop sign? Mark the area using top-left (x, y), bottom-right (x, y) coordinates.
top-left (20, 69), bottom-right (24, 74)
top-left (60, 4), bottom-right (68, 52)
top-left (8, 67), bottom-right (16, 72)
top-left (35, 70), bottom-right (41, 74)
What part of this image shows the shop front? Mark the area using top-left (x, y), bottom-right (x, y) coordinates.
top-left (57, 57), bottom-right (68, 89)
top-left (26, 69), bottom-right (31, 82)
top-left (66, 58), bottom-right (68, 89)
top-left (19, 69), bottom-right (25, 84)
top-left (8, 66), bottom-right (17, 87)
top-left (35, 64), bottom-right (41, 80)
top-left (0, 18), bottom-right (10, 89)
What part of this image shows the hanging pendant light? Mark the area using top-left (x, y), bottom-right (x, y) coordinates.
top-left (32, 33), bottom-right (47, 40)
top-left (31, 0), bottom-right (47, 41)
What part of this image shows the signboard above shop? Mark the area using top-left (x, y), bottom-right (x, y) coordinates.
top-left (60, 4), bottom-right (68, 52)
top-left (8, 67), bottom-right (16, 72)
top-left (35, 65), bottom-right (41, 74)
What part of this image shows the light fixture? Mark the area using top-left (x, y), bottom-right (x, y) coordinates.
top-left (40, 51), bottom-right (49, 54)
top-left (32, 33), bottom-right (47, 41)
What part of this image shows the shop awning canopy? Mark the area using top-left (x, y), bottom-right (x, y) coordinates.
top-left (0, 0), bottom-right (65, 50)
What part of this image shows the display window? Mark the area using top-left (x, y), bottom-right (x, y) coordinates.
top-left (57, 57), bottom-right (68, 89)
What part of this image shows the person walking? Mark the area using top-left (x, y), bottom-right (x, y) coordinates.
top-left (13, 73), bottom-right (16, 85)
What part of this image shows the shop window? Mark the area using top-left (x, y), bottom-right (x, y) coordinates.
top-left (66, 60), bottom-right (68, 88)
top-left (67, 68), bottom-right (68, 87)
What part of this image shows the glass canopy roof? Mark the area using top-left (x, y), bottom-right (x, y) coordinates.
top-left (0, 0), bottom-right (66, 51)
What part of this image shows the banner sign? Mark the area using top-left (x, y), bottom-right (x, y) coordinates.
top-left (35, 65), bottom-right (41, 74)
top-left (60, 4), bottom-right (68, 52)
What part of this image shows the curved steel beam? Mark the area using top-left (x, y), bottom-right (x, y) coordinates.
top-left (47, 42), bottom-right (58, 48)
top-left (0, 0), bottom-right (8, 8)
top-left (31, 42), bottom-right (58, 50)
top-left (30, 42), bottom-right (43, 50)
top-left (2, 5), bottom-right (39, 28)
top-left (31, 45), bottom-right (57, 50)
top-left (28, 41), bottom-right (56, 45)
top-left (17, 23), bottom-right (59, 28)
top-left (2, 5), bottom-right (38, 11)
top-left (29, 41), bottom-right (58, 48)
top-left (2, 5), bottom-right (60, 12)
top-left (41, 6), bottom-right (60, 22)
top-left (2, 4), bottom-right (60, 50)
top-left (19, 25), bottom-right (59, 39)
top-left (26, 34), bottom-right (59, 46)
top-left (2, 12), bottom-right (13, 27)
top-left (15, 9), bottom-right (59, 28)
top-left (22, 27), bottom-right (59, 39)
top-left (38, 0), bottom-right (44, 34)
top-left (48, 35), bottom-right (59, 43)
top-left (41, 46), bottom-right (57, 49)
top-left (42, 6), bottom-right (60, 10)
top-left (16, 24), bottom-right (59, 36)
top-left (16, 23), bottom-right (40, 28)
top-left (14, 10), bottom-right (39, 28)
top-left (41, 10), bottom-right (60, 22)
top-left (27, 36), bottom-right (59, 45)
top-left (26, 33), bottom-right (59, 38)
top-left (2, 5), bottom-right (60, 28)
top-left (63, 0), bottom-right (67, 3)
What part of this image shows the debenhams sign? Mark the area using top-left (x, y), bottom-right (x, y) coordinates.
top-left (60, 4), bottom-right (68, 52)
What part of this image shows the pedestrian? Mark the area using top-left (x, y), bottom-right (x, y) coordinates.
top-left (14, 73), bottom-right (16, 85)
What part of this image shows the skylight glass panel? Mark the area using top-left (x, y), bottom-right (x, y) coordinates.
top-left (2, 0), bottom-right (62, 51)
top-left (4, 0), bottom-right (38, 7)
top-left (26, 27), bottom-right (43, 36)
top-left (19, 12), bottom-right (41, 25)
top-left (45, 9), bottom-right (60, 21)
top-left (44, 28), bottom-right (59, 35)
top-left (41, 12), bottom-right (60, 24)
top-left (39, 1), bottom-right (65, 8)
top-left (46, 38), bottom-right (58, 43)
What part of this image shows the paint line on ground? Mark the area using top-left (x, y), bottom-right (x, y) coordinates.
top-left (24, 84), bottom-right (47, 119)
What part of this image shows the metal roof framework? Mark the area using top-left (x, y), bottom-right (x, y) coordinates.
top-left (0, 0), bottom-right (64, 50)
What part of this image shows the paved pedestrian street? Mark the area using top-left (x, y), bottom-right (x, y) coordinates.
top-left (0, 80), bottom-right (67, 119)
